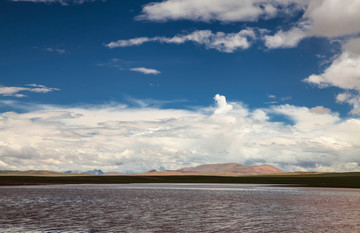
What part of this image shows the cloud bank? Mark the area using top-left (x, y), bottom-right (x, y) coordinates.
top-left (1, 95), bottom-right (359, 173)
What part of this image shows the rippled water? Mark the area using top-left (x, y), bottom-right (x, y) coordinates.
top-left (0, 184), bottom-right (359, 232)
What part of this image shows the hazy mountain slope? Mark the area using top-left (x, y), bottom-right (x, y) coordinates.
top-left (143, 163), bottom-right (283, 176)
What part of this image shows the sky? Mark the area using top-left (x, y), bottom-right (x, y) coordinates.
top-left (0, 0), bottom-right (360, 173)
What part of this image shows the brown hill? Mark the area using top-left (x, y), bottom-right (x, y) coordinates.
top-left (142, 163), bottom-right (283, 176)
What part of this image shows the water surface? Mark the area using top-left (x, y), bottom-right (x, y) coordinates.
top-left (0, 184), bottom-right (359, 232)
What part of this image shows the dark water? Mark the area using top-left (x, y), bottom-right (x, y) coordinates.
top-left (0, 184), bottom-right (359, 232)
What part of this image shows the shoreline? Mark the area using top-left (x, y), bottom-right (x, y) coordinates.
top-left (0, 172), bottom-right (359, 188)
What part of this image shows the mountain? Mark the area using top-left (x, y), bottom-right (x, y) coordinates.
top-left (142, 163), bottom-right (283, 176)
top-left (85, 169), bottom-right (104, 175)
top-left (65, 169), bottom-right (104, 175)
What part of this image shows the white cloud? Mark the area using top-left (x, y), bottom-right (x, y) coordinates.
top-left (0, 84), bottom-right (59, 98)
top-left (137, 0), bottom-right (308, 22)
top-left (342, 37), bottom-right (360, 55)
top-left (309, 106), bottom-right (331, 115)
top-left (304, 0), bottom-right (360, 38)
top-left (1, 94), bottom-right (359, 173)
top-left (135, 0), bottom-right (360, 51)
top-left (304, 37), bottom-right (360, 114)
top-left (11, 0), bottom-right (96, 5)
top-left (304, 52), bottom-right (360, 91)
top-left (336, 92), bottom-right (360, 115)
top-left (272, 104), bottom-right (340, 131)
top-left (46, 47), bottom-right (66, 54)
top-left (213, 94), bottom-right (233, 115)
top-left (262, 0), bottom-right (360, 49)
top-left (130, 67), bottom-right (161, 75)
top-left (264, 27), bottom-right (307, 48)
top-left (107, 37), bottom-right (152, 47)
top-left (106, 29), bottom-right (256, 53)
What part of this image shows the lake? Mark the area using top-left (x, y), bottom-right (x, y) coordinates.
top-left (0, 184), bottom-right (359, 232)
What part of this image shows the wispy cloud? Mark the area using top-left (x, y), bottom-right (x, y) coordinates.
top-left (11, 0), bottom-right (97, 6)
top-left (45, 47), bottom-right (66, 54)
top-left (106, 29), bottom-right (256, 53)
top-left (130, 67), bottom-right (160, 75)
top-left (0, 84), bottom-right (59, 98)
top-left (265, 94), bottom-right (291, 104)
top-left (280, 96), bottom-right (292, 101)
top-left (98, 59), bottom-right (160, 75)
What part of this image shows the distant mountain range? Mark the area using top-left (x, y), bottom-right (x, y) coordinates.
top-left (0, 163), bottom-right (283, 176)
top-left (64, 169), bottom-right (125, 176)
top-left (0, 170), bottom-right (88, 176)
top-left (143, 163), bottom-right (283, 176)
top-left (0, 169), bottom-right (124, 176)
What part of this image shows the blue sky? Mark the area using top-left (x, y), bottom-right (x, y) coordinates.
top-left (1, 0), bottom-right (360, 173)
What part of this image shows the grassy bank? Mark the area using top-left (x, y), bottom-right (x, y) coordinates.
top-left (0, 172), bottom-right (359, 188)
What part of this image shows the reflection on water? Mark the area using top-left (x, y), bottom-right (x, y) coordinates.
top-left (0, 184), bottom-right (359, 232)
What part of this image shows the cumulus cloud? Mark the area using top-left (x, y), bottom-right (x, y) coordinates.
top-left (298, 1), bottom-right (360, 113)
top-left (0, 84), bottom-right (59, 98)
top-left (137, 0), bottom-right (308, 22)
top-left (336, 92), bottom-right (360, 115)
top-left (304, 37), bottom-right (360, 114)
top-left (342, 37), bottom-right (360, 55)
top-left (304, 0), bottom-right (360, 38)
top-left (262, 0), bottom-right (360, 49)
top-left (106, 29), bottom-right (256, 53)
top-left (0, 94), bottom-right (359, 173)
top-left (11, 0), bottom-right (96, 5)
top-left (304, 52), bottom-right (360, 90)
top-left (135, 0), bottom-right (360, 50)
top-left (213, 94), bottom-right (233, 115)
top-left (264, 27), bottom-right (307, 48)
top-left (130, 67), bottom-right (161, 75)
top-left (309, 106), bottom-right (331, 115)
